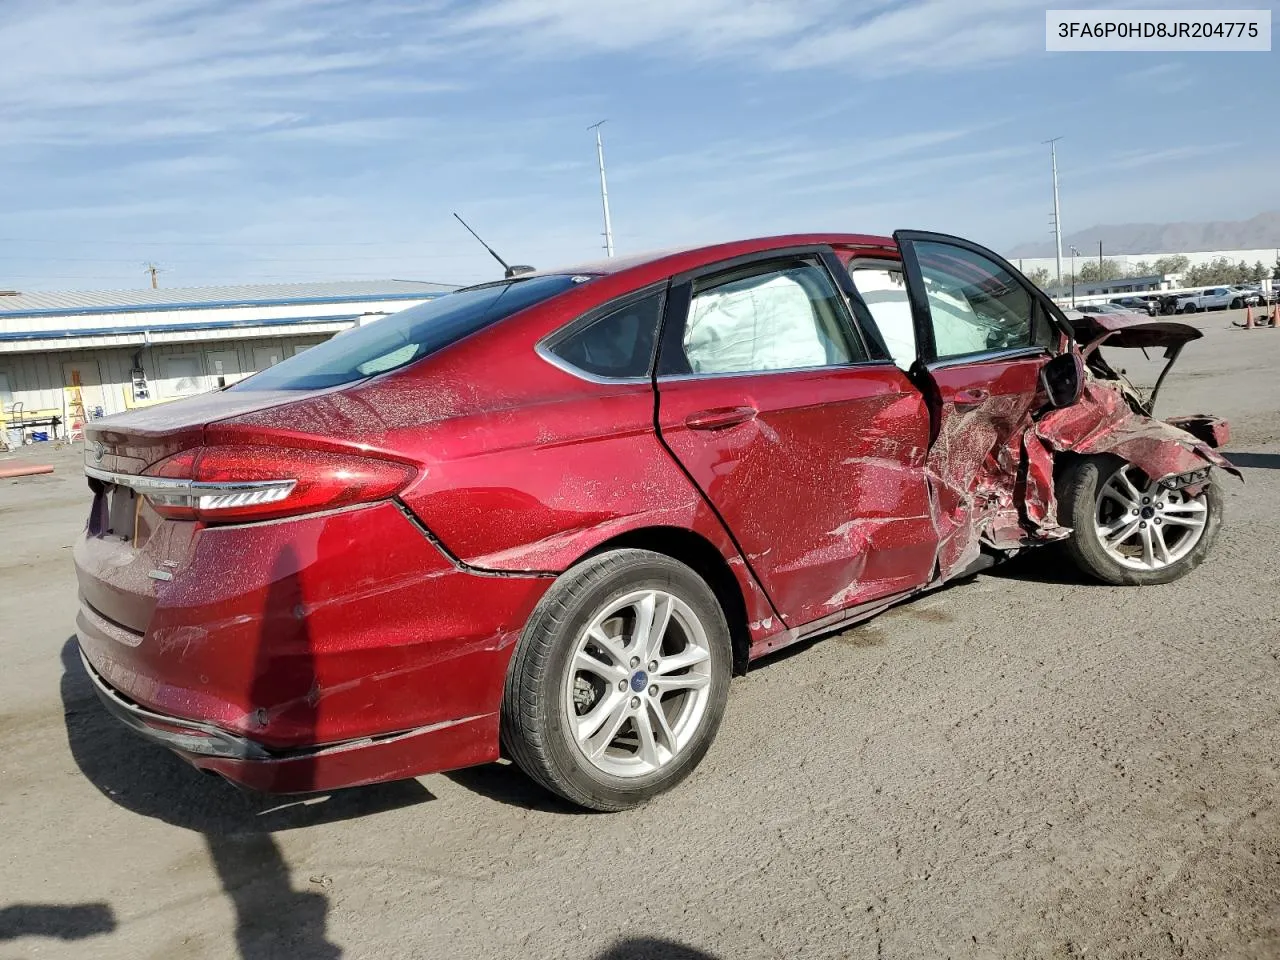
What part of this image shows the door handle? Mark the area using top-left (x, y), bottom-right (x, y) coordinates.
top-left (684, 406), bottom-right (758, 431)
top-left (953, 388), bottom-right (990, 408)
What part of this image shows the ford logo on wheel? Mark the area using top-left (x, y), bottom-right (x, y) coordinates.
top-left (92, 441), bottom-right (105, 462)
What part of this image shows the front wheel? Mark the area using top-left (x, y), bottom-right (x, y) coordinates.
top-left (1059, 456), bottom-right (1223, 585)
top-left (502, 549), bottom-right (732, 811)
top-left (1230, 298), bottom-right (1243, 310)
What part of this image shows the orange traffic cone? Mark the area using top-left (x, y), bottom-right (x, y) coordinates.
top-left (1243, 304), bottom-right (1254, 329)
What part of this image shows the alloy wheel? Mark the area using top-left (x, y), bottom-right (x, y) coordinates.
top-left (1094, 465), bottom-right (1209, 571)
top-left (564, 589), bottom-right (714, 779)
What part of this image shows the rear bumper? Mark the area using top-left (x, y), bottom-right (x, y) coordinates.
top-left (81, 648), bottom-right (270, 761)
top-left (74, 499), bottom-right (552, 792)
top-left (79, 643), bottom-right (501, 793)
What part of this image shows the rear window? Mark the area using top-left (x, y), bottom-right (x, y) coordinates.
top-left (233, 275), bottom-right (584, 391)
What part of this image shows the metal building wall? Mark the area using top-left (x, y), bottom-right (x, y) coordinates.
top-left (0, 332), bottom-right (332, 435)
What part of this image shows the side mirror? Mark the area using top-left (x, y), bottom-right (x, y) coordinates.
top-left (1040, 351), bottom-right (1084, 409)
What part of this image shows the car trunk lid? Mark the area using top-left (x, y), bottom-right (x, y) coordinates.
top-left (77, 388), bottom-right (322, 634)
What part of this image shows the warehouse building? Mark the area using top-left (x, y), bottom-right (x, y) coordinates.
top-left (0, 280), bottom-right (452, 443)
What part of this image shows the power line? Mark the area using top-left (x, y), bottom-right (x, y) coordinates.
top-left (0, 272), bottom-right (474, 283)
top-left (0, 236), bottom-right (470, 248)
top-left (0, 253), bottom-right (495, 264)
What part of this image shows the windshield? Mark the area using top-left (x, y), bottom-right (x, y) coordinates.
top-left (233, 275), bottom-right (583, 391)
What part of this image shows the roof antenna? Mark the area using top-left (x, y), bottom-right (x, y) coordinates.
top-left (452, 213), bottom-right (534, 279)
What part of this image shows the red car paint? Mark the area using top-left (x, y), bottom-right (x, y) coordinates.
top-left (75, 232), bottom-right (1234, 794)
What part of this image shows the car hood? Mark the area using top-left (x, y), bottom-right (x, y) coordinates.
top-left (1063, 310), bottom-right (1203, 351)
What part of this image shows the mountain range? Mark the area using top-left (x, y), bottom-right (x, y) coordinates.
top-left (1006, 211), bottom-right (1280, 258)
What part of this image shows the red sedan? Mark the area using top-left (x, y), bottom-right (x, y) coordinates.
top-left (76, 232), bottom-right (1235, 810)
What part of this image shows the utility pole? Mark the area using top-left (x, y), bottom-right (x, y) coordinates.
top-left (588, 120), bottom-right (615, 258)
top-left (144, 262), bottom-right (161, 289)
top-left (1070, 245), bottom-right (1079, 307)
top-left (1044, 137), bottom-right (1064, 285)
top-left (1098, 241), bottom-right (1103, 276)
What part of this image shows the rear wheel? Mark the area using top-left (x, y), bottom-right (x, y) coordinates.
top-left (1059, 456), bottom-right (1222, 585)
top-left (502, 549), bottom-right (732, 811)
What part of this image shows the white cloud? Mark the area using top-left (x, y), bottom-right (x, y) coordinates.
top-left (446, 0), bottom-right (1054, 74)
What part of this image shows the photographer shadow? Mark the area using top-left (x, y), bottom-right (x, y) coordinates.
top-left (60, 548), bottom-right (433, 958)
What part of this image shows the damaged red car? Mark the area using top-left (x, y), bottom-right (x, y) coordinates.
top-left (76, 231), bottom-right (1236, 811)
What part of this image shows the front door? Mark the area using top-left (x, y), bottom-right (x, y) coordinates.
top-left (894, 231), bottom-right (1064, 577)
top-left (654, 250), bottom-right (939, 629)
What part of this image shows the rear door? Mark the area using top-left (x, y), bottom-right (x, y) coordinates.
top-left (894, 230), bottom-right (1064, 578)
top-left (654, 248), bottom-right (939, 629)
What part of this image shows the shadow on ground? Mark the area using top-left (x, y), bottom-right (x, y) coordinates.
top-left (1225, 452), bottom-right (1280, 470)
top-left (61, 624), bottom-right (432, 958)
top-left (442, 760), bottom-right (582, 814)
top-left (591, 938), bottom-right (720, 959)
top-left (0, 903), bottom-right (116, 943)
top-left (982, 546), bottom-right (1096, 586)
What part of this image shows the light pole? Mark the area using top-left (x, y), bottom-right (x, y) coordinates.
top-left (1069, 245), bottom-right (1079, 307)
top-left (1045, 137), bottom-right (1064, 285)
top-left (588, 120), bottom-right (615, 258)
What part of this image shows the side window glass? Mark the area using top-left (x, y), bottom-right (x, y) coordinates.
top-left (913, 242), bottom-right (1035, 360)
top-left (1031, 300), bottom-right (1056, 347)
top-left (675, 260), bottom-right (864, 375)
top-left (547, 291), bottom-right (662, 379)
top-left (849, 265), bottom-right (916, 369)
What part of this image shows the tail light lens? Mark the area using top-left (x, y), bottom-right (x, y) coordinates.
top-left (136, 445), bottom-right (415, 523)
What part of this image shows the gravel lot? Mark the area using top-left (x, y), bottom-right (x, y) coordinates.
top-left (1, 310), bottom-right (1277, 960)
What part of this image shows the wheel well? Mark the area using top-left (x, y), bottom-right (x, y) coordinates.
top-left (582, 527), bottom-right (752, 675)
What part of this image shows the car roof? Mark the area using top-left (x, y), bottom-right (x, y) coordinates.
top-left (530, 233), bottom-right (897, 280)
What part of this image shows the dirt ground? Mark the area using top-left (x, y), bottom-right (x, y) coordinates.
top-left (1, 309), bottom-right (1277, 960)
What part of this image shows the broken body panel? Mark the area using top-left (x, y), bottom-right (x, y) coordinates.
top-left (74, 232), bottom-right (1235, 794)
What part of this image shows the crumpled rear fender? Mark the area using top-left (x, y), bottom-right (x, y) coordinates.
top-left (1022, 379), bottom-right (1239, 529)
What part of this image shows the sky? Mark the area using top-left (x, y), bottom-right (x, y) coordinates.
top-left (2, 0), bottom-right (1278, 290)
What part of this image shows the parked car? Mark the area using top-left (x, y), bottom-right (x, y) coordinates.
top-left (1108, 295), bottom-right (1159, 316)
top-left (1079, 302), bottom-right (1146, 319)
top-left (76, 231), bottom-right (1237, 811)
top-left (1176, 286), bottom-right (1263, 312)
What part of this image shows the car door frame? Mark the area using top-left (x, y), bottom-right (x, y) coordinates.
top-left (652, 244), bottom-right (943, 634)
top-left (895, 230), bottom-right (1075, 370)
top-left (892, 229), bottom-right (1077, 578)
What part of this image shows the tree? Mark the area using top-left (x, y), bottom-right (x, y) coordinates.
top-left (1132, 260), bottom-right (1154, 277)
top-left (1184, 257), bottom-right (1223, 286)
top-left (1078, 258), bottom-right (1125, 283)
top-left (1151, 255), bottom-right (1190, 277)
top-left (1273, 258), bottom-right (1280, 281)
top-left (1181, 257), bottom-right (1261, 286)
top-left (1024, 267), bottom-right (1054, 290)
top-left (1253, 261), bottom-right (1268, 283)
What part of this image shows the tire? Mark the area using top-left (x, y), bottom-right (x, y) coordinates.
top-left (1058, 455), bottom-right (1223, 586)
top-left (1230, 298), bottom-right (1243, 310)
top-left (501, 549), bottom-right (733, 811)
top-left (1181, 304), bottom-right (1196, 314)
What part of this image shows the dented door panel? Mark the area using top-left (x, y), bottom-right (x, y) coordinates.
top-left (921, 352), bottom-right (1051, 576)
top-left (656, 365), bottom-right (938, 627)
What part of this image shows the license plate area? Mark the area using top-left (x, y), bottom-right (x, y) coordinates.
top-left (93, 484), bottom-right (140, 544)
top-left (109, 486), bottom-right (138, 540)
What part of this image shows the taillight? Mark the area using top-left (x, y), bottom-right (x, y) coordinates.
top-left (134, 445), bottom-right (415, 523)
